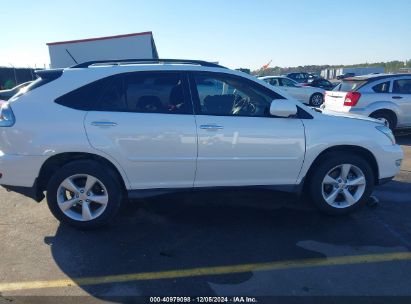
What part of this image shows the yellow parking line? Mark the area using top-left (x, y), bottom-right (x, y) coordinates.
top-left (1, 251), bottom-right (411, 292)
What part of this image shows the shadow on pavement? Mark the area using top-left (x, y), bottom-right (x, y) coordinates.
top-left (395, 132), bottom-right (411, 146)
top-left (43, 188), bottom-right (410, 299)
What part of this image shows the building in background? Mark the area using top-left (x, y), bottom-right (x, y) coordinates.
top-left (321, 67), bottom-right (385, 80)
top-left (47, 32), bottom-right (158, 68)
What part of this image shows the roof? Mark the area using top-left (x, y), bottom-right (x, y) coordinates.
top-left (258, 75), bottom-right (287, 79)
top-left (47, 31), bottom-right (153, 46)
top-left (344, 73), bottom-right (411, 81)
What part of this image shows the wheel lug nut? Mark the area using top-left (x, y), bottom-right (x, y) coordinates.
top-left (87, 192), bottom-right (90, 196)
top-left (80, 190), bottom-right (84, 193)
top-left (86, 199), bottom-right (89, 202)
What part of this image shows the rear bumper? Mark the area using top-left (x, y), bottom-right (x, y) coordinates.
top-left (1, 179), bottom-right (45, 202)
top-left (0, 152), bottom-right (46, 201)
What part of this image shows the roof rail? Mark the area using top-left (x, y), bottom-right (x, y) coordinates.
top-left (71, 59), bottom-right (226, 69)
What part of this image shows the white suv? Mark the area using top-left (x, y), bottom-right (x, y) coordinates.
top-left (322, 74), bottom-right (411, 130)
top-left (0, 59), bottom-right (403, 229)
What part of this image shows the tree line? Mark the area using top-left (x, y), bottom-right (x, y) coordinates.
top-left (253, 60), bottom-right (411, 76)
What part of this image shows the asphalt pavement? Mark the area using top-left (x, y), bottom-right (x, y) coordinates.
top-left (0, 134), bottom-right (410, 303)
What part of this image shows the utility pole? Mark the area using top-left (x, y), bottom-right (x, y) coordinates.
top-left (9, 63), bottom-right (18, 85)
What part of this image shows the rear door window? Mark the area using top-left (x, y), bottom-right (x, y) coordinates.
top-left (372, 81), bottom-right (390, 93)
top-left (269, 78), bottom-right (280, 86)
top-left (280, 78), bottom-right (297, 87)
top-left (124, 72), bottom-right (190, 114)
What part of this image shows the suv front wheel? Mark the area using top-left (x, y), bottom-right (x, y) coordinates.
top-left (308, 153), bottom-right (374, 215)
top-left (46, 160), bottom-right (123, 229)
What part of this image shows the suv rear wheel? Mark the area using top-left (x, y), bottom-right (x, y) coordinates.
top-left (308, 153), bottom-right (374, 215)
top-left (46, 160), bottom-right (123, 229)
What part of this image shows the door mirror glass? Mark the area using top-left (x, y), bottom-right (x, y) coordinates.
top-left (269, 101), bottom-right (297, 117)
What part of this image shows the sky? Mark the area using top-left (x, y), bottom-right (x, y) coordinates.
top-left (0, 0), bottom-right (410, 70)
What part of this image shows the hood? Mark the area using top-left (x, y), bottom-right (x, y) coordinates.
top-left (320, 108), bottom-right (384, 125)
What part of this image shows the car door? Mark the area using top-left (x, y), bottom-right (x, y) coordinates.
top-left (84, 71), bottom-right (197, 189)
top-left (190, 72), bottom-right (305, 187)
top-left (280, 78), bottom-right (306, 103)
top-left (392, 78), bottom-right (411, 126)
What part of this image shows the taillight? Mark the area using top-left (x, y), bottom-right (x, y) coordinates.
top-left (344, 92), bottom-right (361, 106)
top-left (0, 103), bottom-right (16, 127)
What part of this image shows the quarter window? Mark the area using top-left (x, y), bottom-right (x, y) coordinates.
top-left (393, 79), bottom-right (411, 94)
top-left (55, 77), bottom-right (111, 111)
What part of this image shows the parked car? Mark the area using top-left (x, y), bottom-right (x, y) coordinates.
top-left (0, 59), bottom-right (403, 229)
top-left (337, 73), bottom-right (355, 80)
top-left (304, 78), bottom-right (336, 91)
top-left (259, 76), bottom-right (325, 106)
top-left (322, 74), bottom-right (411, 130)
top-left (0, 81), bottom-right (33, 101)
top-left (286, 72), bottom-right (318, 83)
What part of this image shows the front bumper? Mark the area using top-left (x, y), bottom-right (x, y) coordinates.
top-left (375, 144), bottom-right (403, 180)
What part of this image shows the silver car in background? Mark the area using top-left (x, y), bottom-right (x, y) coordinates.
top-left (322, 74), bottom-right (411, 130)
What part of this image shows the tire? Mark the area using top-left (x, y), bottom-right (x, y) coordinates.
top-left (46, 160), bottom-right (124, 229)
top-left (370, 111), bottom-right (397, 130)
top-left (309, 93), bottom-right (323, 107)
top-left (308, 153), bottom-right (374, 215)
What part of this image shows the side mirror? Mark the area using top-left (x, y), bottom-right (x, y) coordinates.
top-left (270, 101), bottom-right (297, 117)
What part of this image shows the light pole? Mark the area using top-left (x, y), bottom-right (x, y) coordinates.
top-left (8, 63), bottom-right (18, 86)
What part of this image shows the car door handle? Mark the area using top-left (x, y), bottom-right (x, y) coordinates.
top-left (392, 96), bottom-right (403, 99)
top-left (199, 124), bottom-right (224, 130)
top-left (91, 121), bottom-right (118, 127)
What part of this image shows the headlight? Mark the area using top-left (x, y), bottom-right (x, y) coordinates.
top-left (0, 103), bottom-right (16, 127)
top-left (376, 125), bottom-right (395, 145)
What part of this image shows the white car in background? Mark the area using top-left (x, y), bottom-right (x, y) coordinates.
top-left (259, 76), bottom-right (325, 107)
top-left (322, 74), bottom-right (411, 130)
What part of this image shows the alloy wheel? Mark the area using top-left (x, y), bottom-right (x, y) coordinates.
top-left (56, 174), bottom-right (109, 221)
top-left (321, 164), bottom-right (366, 208)
top-left (311, 94), bottom-right (323, 106)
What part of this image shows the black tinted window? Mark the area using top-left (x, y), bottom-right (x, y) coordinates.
top-left (393, 79), bottom-right (411, 94)
top-left (281, 78), bottom-right (297, 87)
top-left (56, 72), bottom-right (191, 114)
top-left (55, 77), bottom-right (112, 110)
top-left (124, 73), bottom-right (189, 114)
top-left (372, 81), bottom-right (390, 93)
top-left (319, 80), bottom-right (331, 86)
